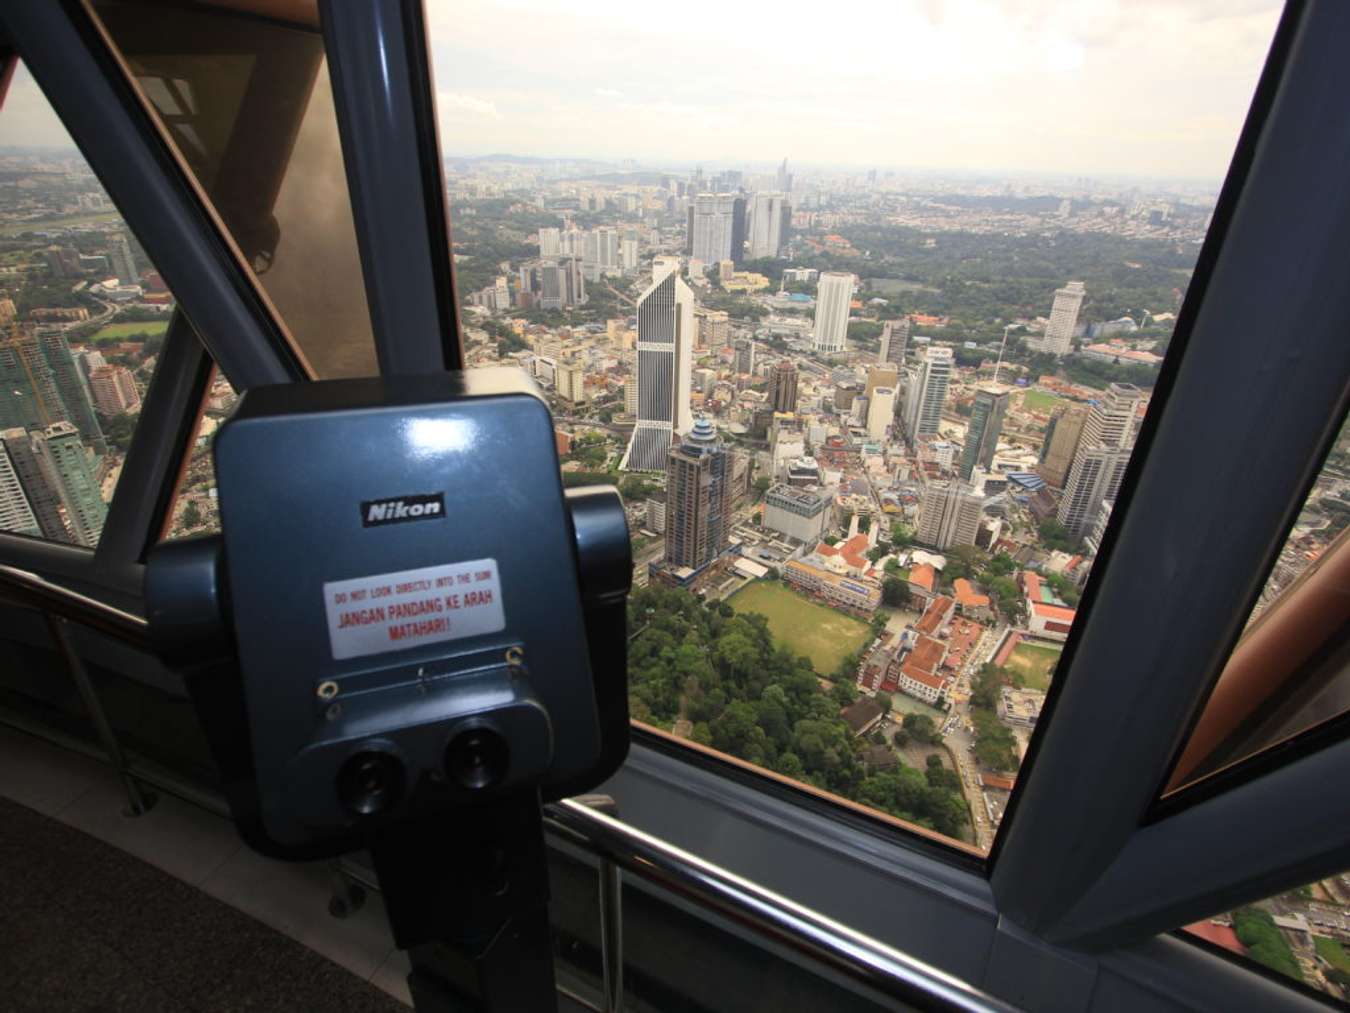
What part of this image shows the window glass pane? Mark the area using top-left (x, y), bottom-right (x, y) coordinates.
top-left (426, 1), bottom-right (1282, 852)
top-left (1165, 414), bottom-right (1350, 794)
top-left (0, 61), bottom-right (173, 548)
top-left (90, 0), bottom-right (378, 378)
top-left (163, 367), bottom-right (236, 540)
top-left (1184, 871), bottom-right (1350, 1004)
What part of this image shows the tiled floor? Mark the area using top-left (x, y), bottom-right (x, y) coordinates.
top-left (0, 722), bottom-right (411, 1006)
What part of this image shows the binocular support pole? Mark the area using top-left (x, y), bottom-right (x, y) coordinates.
top-left (371, 794), bottom-right (558, 1013)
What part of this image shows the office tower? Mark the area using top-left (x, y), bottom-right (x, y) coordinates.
top-left (664, 417), bottom-right (730, 570)
top-left (653, 255), bottom-right (681, 283)
top-left (38, 332), bottom-right (106, 454)
top-left (747, 192), bottom-right (788, 260)
top-left (763, 485), bottom-right (827, 543)
top-left (959, 386), bottom-right (1010, 480)
top-left (879, 317), bottom-right (910, 367)
top-left (0, 328), bottom-right (65, 434)
top-left (556, 363), bottom-right (586, 404)
top-left (0, 440), bottom-right (40, 537)
top-left (31, 422), bottom-right (106, 546)
top-left (1038, 405), bottom-right (1087, 488)
top-left (902, 346), bottom-right (953, 441)
top-left (620, 236), bottom-right (639, 273)
top-left (539, 258), bottom-right (586, 310)
top-left (1085, 499), bottom-right (1113, 556)
top-left (917, 480), bottom-right (983, 550)
top-left (43, 246), bottom-right (81, 278)
top-left (1030, 280), bottom-right (1086, 356)
top-left (733, 338), bottom-right (756, 375)
top-left (585, 227), bottom-right (618, 271)
top-left (87, 365), bottom-right (142, 415)
top-left (777, 157), bottom-right (792, 193)
top-left (766, 360), bottom-right (798, 413)
top-left (696, 309), bottom-right (729, 350)
top-left (812, 272), bottom-right (854, 353)
top-left (538, 227), bottom-right (561, 257)
top-left (111, 232), bottom-right (139, 286)
top-left (1057, 384), bottom-right (1143, 537)
top-left (622, 269), bottom-right (695, 471)
top-left (691, 193), bottom-right (746, 266)
top-left (1, 427), bottom-right (70, 540)
top-left (864, 364), bottom-right (898, 400)
top-left (867, 387), bottom-right (897, 441)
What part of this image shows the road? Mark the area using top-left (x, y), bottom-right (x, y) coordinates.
top-left (939, 623), bottom-right (1008, 851)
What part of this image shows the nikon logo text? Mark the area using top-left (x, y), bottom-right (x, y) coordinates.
top-left (361, 493), bottom-right (445, 527)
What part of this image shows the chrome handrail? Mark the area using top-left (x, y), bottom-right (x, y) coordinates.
top-left (546, 798), bottom-right (1017, 1013)
top-left (0, 564), bottom-right (1017, 1012)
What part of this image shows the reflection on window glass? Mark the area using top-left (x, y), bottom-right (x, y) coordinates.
top-left (1185, 871), bottom-right (1350, 1003)
top-left (0, 62), bottom-right (172, 548)
top-left (91, 0), bottom-right (378, 379)
top-left (426, 1), bottom-right (1281, 851)
top-left (1166, 416), bottom-right (1350, 794)
top-left (164, 369), bottom-right (236, 540)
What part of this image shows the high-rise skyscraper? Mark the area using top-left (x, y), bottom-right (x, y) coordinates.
top-left (959, 385), bottom-right (1010, 480)
top-left (39, 331), bottom-right (106, 454)
top-left (917, 480), bottom-right (983, 550)
top-left (664, 417), bottom-right (730, 571)
top-left (622, 269), bottom-right (695, 471)
top-left (0, 440), bottom-right (39, 537)
top-left (776, 157), bottom-right (792, 193)
top-left (538, 227), bottom-right (561, 258)
top-left (766, 360), bottom-right (798, 413)
top-left (111, 232), bottom-right (139, 286)
top-left (0, 328), bottom-right (65, 435)
top-left (879, 317), bottom-right (910, 367)
top-left (1, 427), bottom-right (70, 541)
top-left (538, 259), bottom-right (586, 310)
top-left (746, 192), bottom-right (789, 260)
top-left (32, 421), bottom-right (106, 546)
top-left (1057, 384), bottom-right (1143, 537)
top-left (88, 365), bottom-right (142, 415)
top-left (690, 194), bottom-right (746, 266)
top-left (1038, 405), bottom-right (1087, 488)
top-left (812, 272), bottom-right (854, 353)
top-left (902, 347), bottom-right (953, 442)
top-left (620, 236), bottom-right (639, 273)
top-left (866, 387), bottom-right (897, 441)
top-left (733, 338), bottom-right (756, 375)
top-left (1030, 281), bottom-right (1086, 356)
top-left (864, 364), bottom-right (898, 400)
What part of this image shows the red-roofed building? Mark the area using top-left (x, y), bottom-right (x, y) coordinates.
top-left (813, 532), bottom-right (873, 576)
top-left (953, 578), bottom-right (993, 621)
top-left (907, 563), bottom-right (936, 601)
top-left (1184, 921), bottom-right (1247, 957)
top-left (898, 634), bottom-right (950, 705)
top-left (1021, 571), bottom-right (1077, 641)
top-left (916, 595), bottom-right (955, 637)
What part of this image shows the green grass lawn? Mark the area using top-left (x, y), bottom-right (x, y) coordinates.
top-left (91, 319), bottom-right (170, 342)
top-left (1316, 936), bottom-right (1350, 974)
top-left (1021, 389), bottom-right (1063, 412)
top-left (1005, 642), bottom-right (1061, 691)
top-left (0, 210), bottom-right (120, 236)
top-left (729, 581), bottom-right (872, 676)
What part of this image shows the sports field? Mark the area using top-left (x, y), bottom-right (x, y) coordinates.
top-left (91, 320), bottom-right (170, 342)
top-left (1005, 642), bottom-right (1061, 691)
top-left (1021, 389), bottom-right (1063, 412)
top-left (728, 581), bottom-right (872, 675)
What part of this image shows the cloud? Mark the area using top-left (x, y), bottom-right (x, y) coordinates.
top-left (436, 92), bottom-right (502, 121)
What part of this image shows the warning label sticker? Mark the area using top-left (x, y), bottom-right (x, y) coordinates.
top-left (322, 558), bottom-right (505, 660)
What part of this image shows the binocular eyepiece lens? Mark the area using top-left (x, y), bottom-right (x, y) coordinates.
top-left (337, 750), bottom-right (405, 816)
top-left (445, 727), bottom-right (510, 790)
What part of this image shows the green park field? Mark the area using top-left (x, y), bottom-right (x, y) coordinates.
top-left (729, 581), bottom-right (872, 675)
top-left (91, 319), bottom-right (170, 342)
top-left (1005, 641), bottom-right (1062, 691)
top-left (1020, 389), bottom-right (1063, 412)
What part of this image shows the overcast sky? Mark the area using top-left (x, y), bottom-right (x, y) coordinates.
top-left (424, 0), bottom-right (1283, 180)
top-left (0, 0), bottom-right (1283, 183)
